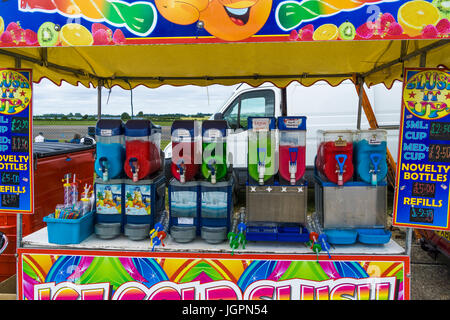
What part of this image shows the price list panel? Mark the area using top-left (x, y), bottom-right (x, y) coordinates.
top-left (0, 69), bottom-right (33, 214)
top-left (393, 68), bottom-right (450, 231)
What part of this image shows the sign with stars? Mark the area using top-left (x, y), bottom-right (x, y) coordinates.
top-left (0, 69), bottom-right (34, 214)
top-left (393, 68), bottom-right (450, 231)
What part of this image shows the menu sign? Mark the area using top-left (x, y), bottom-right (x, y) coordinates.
top-left (393, 68), bottom-right (450, 231)
top-left (0, 69), bottom-right (33, 214)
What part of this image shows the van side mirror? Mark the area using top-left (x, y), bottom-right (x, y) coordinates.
top-left (213, 113), bottom-right (224, 120)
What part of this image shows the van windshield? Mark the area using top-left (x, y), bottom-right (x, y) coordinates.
top-left (222, 90), bottom-right (275, 129)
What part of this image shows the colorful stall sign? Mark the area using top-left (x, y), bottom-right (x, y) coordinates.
top-left (393, 68), bottom-right (450, 231)
top-left (0, 0), bottom-right (449, 46)
top-left (0, 69), bottom-right (33, 214)
top-left (18, 249), bottom-right (409, 300)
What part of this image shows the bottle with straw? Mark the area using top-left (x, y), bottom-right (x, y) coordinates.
top-left (71, 174), bottom-right (79, 206)
top-left (81, 183), bottom-right (92, 215)
top-left (62, 173), bottom-right (73, 207)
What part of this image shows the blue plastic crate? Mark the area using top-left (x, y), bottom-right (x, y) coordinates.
top-left (357, 228), bottom-right (391, 244)
top-left (324, 229), bottom-right (358, 245)
top-left (44, 211), bottom-right (94, 244)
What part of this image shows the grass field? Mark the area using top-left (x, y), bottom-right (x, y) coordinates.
top-left (33, 120), bottom-right (174, 126)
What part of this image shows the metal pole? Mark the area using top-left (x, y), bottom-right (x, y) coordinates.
top-left (15, 57), bottom-right (22, 300)
top-left (405, 51), bottom-right (427, 257)
top-left (97, 80), bottom-right (102, 120)
top-left (357, 76), bottom-right (364, 130)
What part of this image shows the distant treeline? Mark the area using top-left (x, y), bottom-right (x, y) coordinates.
top-left (34, 112), bottom-right (212, 121)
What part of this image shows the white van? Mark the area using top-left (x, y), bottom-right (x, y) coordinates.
top-left (164, 80), bottom-right (403, 191)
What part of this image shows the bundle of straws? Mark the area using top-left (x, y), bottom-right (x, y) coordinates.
top-left (54, 183), bottom-right (93, 220)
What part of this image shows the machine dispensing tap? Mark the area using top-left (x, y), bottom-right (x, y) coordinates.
top-left (369, 153), bottom-right (381, 186)
top-left (129, 157), bottom-right (139, 182)
top-left (99, 157), bottom-right (109, 181)
top-left (208, 159), bottom-right (217, 184)
top-left (289, 147), bottom-right (298, 185)
top-left (257, 148), bottom-right (266, 185)
top-left (177, 159), bottom-right (186, 184)
top-left (335, 154), bottom-right (347, 186)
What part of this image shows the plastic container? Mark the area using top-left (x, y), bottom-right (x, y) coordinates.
top-left (278, 116), bottom-right (306, 185)
top-left (324, 229), bottom-right (358, 245)
top-left (95, 120), bottom-right (125, 181)
top-left (171, 120), bottom-right (199, 183)
top-left (201, 120), bottom-right (228, 183)
top-left (94, 178), bottom-right (123, 239)
top-left (315, 130), bottom-right (354, 185)
top-left (169, 179), bottom-right (199, 243)
top-left (354, 129), bottom-right (388, 185)
top-left (123, 120), bottom-right (162, 182)
top-left (123, 173), bottom-right (166, 240)
top-left (200, 180), bottom-right (233, 243)
top-left (246, 223), bottom-right (278, 241)
top-left (357, 228), bottom-right (391, 244)
top-left (247, 117), bottom-right (277, 185)
top-left (43, 211), bottom-right (94, 245)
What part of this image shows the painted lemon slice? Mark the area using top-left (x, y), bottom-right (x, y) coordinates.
top-left (398, 0), bottom-right (440, 36)
top-left (60, 23), bottom-right (93, 46)
top-left (313, 24), bottom-right (339, 41)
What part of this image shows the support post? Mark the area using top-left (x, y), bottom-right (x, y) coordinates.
top-left (357, 76), bottom-right (364, 130)
top-left (97, 80), bottom-right (102, 120)
top-left (15, 56), bottom-right (22, 301)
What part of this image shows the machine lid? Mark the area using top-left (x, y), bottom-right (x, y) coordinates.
top-left (247, 117), bottom-right (276, 131)
top-left (171, 120), bottom-right (195, 136)
top-left (202, 120), bottom-right (228, 137)
top-left (278, 116), bottom-right (307, 131)
top-left (95, 119), bottom-right (124, 136)
top-left (33, 142), bottom-right (94, 158)
top-left (124, 119), bottom-right (151, 137)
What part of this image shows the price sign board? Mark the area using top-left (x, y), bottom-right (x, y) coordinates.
top-left (393, 68), bottom-right (450, 231)
top-left (0, 69), bottom-right (33, 214)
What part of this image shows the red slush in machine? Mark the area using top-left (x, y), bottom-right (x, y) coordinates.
top-left (278, 116), bottom-right (306, 185)
top-left (315, 130), bottom-right (354, 185)
top-left (123, 120), bottom-right (162, 181)
top-left (171, 120), bottom-right (199, 183)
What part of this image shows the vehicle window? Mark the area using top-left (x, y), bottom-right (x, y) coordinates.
top-left (222, 99), bottom-right (239, 129)
top-left (239, 90), bottom-right (275, 129)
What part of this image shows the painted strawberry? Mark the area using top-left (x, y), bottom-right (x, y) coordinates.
top-left (10, 28), bottom-right (25, 44)
top-left (289, 29), bottom-right (298, 41)
top-left (91, 23), bottom-right (113, 43)
top-left (436, 19), bottom-right (450, 36)
top-left (422, 24), bottom-right (438, 38)
top-left (0, 31), bottom-right (13, 44)
top-left (298, 24), bottom-right (314, 41)
top-left (93, 29), bottom-right (109, 45)
top-left (387, 22), bottom-right (403, 36)
top-left (113, 29), bottom-right (126, 45)
top-left (24, 29), bottom-right (38, 45)
top-left (6, 22), bottom-right (20, 32)
top-left (356, 22), bottom-right (374, 39)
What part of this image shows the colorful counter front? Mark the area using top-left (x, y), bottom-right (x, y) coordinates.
top-left (17, 228), bottom-right (410, 300)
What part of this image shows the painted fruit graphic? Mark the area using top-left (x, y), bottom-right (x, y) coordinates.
top-left (313, 23), bottom-right (338, 40)
top-left (432, 0), bottom-right (450, 19)
top-left (398, 0), bottom-right (440, 36)
top-left (338, 21), bottom-right (356, 40)
top-left (37, 22), bottom-right (60, 46)
top-left (60, 23), bottom-right (93, 46)
top-left (0, 16), bottom-right (4, 36)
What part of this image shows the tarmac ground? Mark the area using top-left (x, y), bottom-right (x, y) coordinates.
top-left (389, 223), bottom-right (449, 300)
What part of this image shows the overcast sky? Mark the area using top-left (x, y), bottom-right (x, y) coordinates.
top-left (33, 78), bottom-right (239, 115)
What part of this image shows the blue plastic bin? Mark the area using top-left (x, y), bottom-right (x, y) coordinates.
top-left (44, 211), bottom-right (94, 244)
top-left (324, 229), bottom-right (358, 245)
top-left (357, 228), bottom-right (391, 244)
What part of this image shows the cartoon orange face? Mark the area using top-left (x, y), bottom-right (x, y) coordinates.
top-left (155, 0), bottom-right (272, 41)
